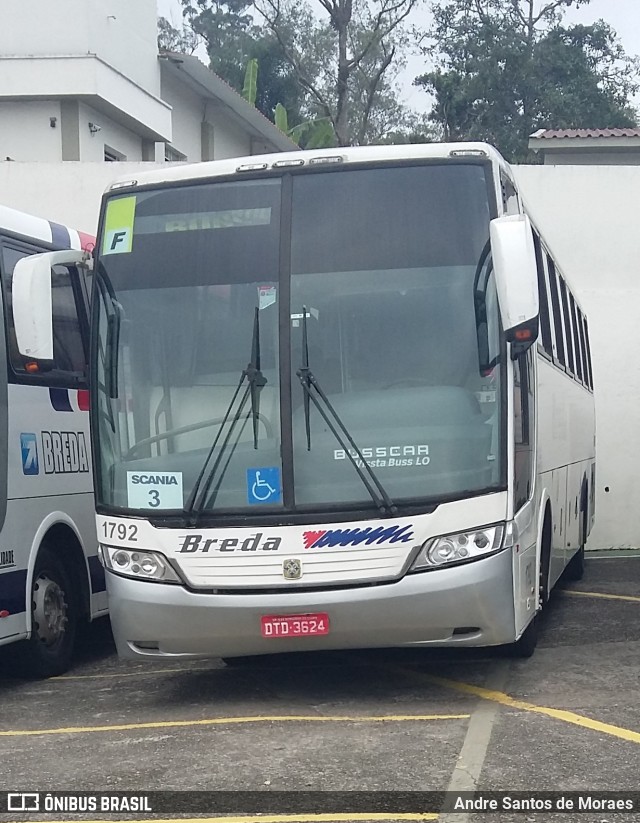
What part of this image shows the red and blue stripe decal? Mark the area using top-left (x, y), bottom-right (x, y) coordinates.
top-left (0, 204), bottom-right (95, 252)
top-left (49, 388), bottom-right (90, 412)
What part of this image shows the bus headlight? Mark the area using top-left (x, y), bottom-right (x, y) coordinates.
top-left (409, 524), bottom-right (504, 571)
top-left (100, 545), bottom-right (182, 583)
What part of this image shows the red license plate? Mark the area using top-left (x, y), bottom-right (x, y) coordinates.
top-left (261, 613), bottom-right (330, 638)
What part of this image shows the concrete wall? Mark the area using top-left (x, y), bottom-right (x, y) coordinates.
top-left (0, 162), bottom-right (170, 234)
top-left (210, 114), bottom-right (252, 160)
top-left (514, 165), bottom-right (640, 549)
top-left (0, 102), bottom-right (62, 161)
top-left (542, 151), bottom-right (640, 165)
top-left (0, 0), bottom-right (160, 97)
top-left (160, 73), bottom-right (204, 162)
top-left (78, 103), bottom-right (144, 162)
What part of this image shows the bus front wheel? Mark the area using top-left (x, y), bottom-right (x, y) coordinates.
top-left (19, 546), bottom-right (78, 678)
top-left (506, 615), bottom-right (538, 658)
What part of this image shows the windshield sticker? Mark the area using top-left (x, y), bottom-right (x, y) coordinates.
top-left (134, 208), bottom-right (271, 235)
top-left (102, 196), bottom-right (136, 256)
top-left (258, 285), bottom-right (277, 310)
top-left (291, 307), bottom-right (319, 328)
top-left (303, 524), bottom-right (415, 549)
top-left (334, 445), bottom-right (430, 469)
top-left (247, 467), bottom-right (282, 505)
top-left (127, 471), bottom-right (183, 509)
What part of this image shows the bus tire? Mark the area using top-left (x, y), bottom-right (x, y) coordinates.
top-left (18, 545), bottom-right (78, 678)
top-left (506, 615), bottom-right (538, 658)
top-left (564, 546), bottom-right (585, 582)
top-left (565, 504), bottom-right (587, 582)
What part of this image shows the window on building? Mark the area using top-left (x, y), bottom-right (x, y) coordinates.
top-left (165, 145), bottom-right (187, 162)
top-left (104, 146), bottom-right (126, 162)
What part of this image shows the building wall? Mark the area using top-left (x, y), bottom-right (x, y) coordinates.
top-left (514, 165), bottom-right (640, 549)
top-left (542, 151), bottom-right (640, 165)
top-left (0, 163), bottom-right (167, 234)
top-left (0, 102), bottom-right (62, 161)
top-left (160, 73), bottom-right (204, 161)
top-left (77, 103), bottom-right (144, 162)
top-left (0, 0), bottom-right (160, 97)
top-left (211, 117), bottom-right (252, 160)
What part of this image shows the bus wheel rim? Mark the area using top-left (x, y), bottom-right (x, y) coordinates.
top-left (33, 574), bottom-right (68, 647)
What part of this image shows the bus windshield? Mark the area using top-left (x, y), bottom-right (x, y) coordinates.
top-left (94, 162), bottom-right (504, 516)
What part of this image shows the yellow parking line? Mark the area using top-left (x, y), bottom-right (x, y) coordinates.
top-left (9, 817), bottom-right (437, 823)
top-left (563, 589), bottom-right (640, 604)
top-left (0, 714), bottom-right (468, 737)
top-left (420, 674), bottom-right (640, 745)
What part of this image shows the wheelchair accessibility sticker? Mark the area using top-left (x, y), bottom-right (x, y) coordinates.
top-left (247, 467), bottom-right (281, 505)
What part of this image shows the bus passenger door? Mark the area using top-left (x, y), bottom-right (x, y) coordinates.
top-left (512, 349), bottom-right (538, 634)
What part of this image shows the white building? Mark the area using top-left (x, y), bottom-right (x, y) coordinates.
top-left (0, 0), bottom-right (296, 230)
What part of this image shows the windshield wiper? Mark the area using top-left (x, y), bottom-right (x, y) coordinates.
top-left (296, 306), bottom-right (397, 516)
top-left (247, 307), bottom-right (267, 449)
top-left (183, 307), bottom-right (266, 523)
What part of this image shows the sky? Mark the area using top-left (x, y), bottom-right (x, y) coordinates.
top-left (156, 0), bottom-right (640, 113)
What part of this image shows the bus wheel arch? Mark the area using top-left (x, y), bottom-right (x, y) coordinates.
top-left (20, 525), bottom-right (88, 678)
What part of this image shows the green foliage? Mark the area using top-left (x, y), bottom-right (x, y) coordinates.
top-left (242, 58), bottom-right (259, 105)
top-left (254, 0), bottom-right (421, 146)
top-left (289, 118), bottom-right (336, 148)
top-left (182, 0), bottom-right (254, 92)
top-left (415, 0), bottom-right (639, 162)
top-left (274, 103), bottom-right (288, 133)
top-left (179, 0), bottom-right (306, 127)
top-left (157, 17), bottom-right (200, 54)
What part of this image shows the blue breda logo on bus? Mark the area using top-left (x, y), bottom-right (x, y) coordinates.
top-left (21, 432), bottom-right (89, 475)
top-left (303, 524), bottom-right (414, 549)
top-left (20, 433), bottom-right (39, 475)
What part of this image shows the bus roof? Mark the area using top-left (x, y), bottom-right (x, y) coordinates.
top-left (104, 142), bottom-right (509, 194)
top-left (0, 203), bottom-right (94, 251)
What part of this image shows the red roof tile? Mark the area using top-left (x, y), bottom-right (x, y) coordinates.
top-left (530, 128), bottom-right (640, 139)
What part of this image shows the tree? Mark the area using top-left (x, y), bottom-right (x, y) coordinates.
top-left (415, 0), bottom-right (639, 162)
top-left (157, 17), bottom-right (200, 54)
top-left (179, 0), bottom-right (306, 127)
top-left (254, 0), bottom-right (422, 146)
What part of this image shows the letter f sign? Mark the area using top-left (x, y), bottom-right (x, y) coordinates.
top-left (104, 228), bottom-right (132, 255)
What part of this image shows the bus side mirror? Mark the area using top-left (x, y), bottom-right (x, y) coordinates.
top-left (13, 250), bottom-right (90, 368)
top-left (490, 215), bottom-right (539, 358)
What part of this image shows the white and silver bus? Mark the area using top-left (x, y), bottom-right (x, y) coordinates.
top-left (14, 143), bottom-right (595, 660)
top-left (0, 204), bottom-right (103, 677)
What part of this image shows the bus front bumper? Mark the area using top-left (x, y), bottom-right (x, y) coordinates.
top-left (106, 547), bottom-right (516, 660)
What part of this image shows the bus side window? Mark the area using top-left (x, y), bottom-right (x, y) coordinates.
top-left (1, 244), bottom-right (88, 384)
top-left (532, 231), bottom-right (552, 356)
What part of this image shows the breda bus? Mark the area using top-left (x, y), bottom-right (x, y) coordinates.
top-left (0, 204), bottom-right (102, 676)
top-left (13, 143), bottom-right (595, 661)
